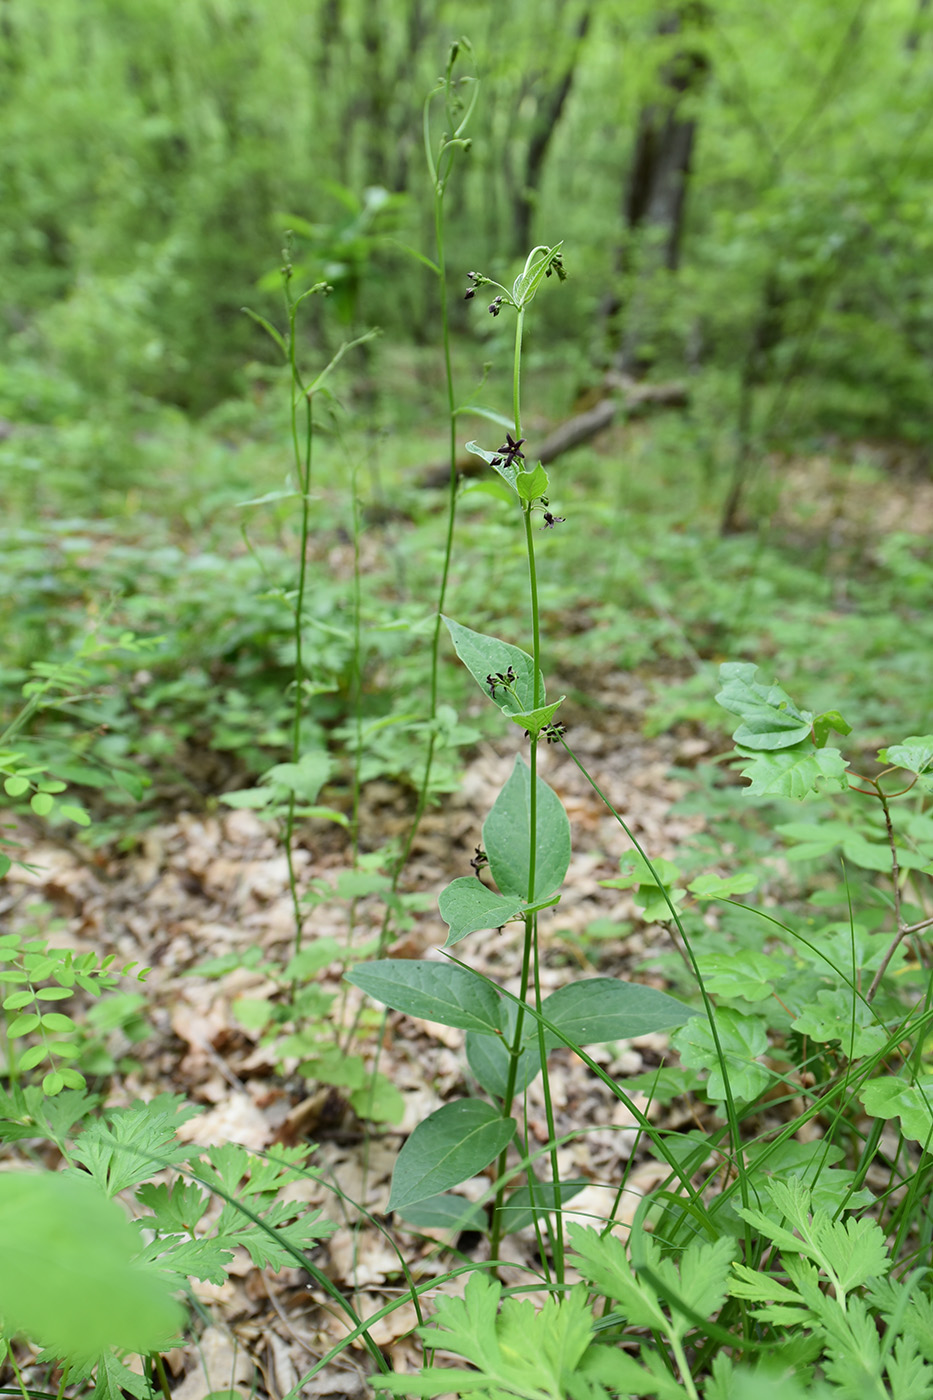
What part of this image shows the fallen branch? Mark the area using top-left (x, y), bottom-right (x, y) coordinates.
top-left (419, 374), bottom-right (688, 486)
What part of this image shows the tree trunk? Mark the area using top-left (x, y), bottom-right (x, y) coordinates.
top-left (510, 4), bottom-right (593, 256)
top-left (606, 4), bottom-right (710, 375)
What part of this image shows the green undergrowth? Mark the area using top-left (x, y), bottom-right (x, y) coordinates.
top-left (1, 381), bottom-right (930, 845)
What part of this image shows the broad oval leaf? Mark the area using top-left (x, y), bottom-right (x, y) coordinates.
top-left (345, 959), bottom-right (502, 1033)
top-left (443, 617), bottom-right (545, 716)
top-left (537, 978), bottom-right (696, 1051)
top-left (388, 1100), bottom-right (516, 1212)
top-left (438, 877), bottom-right (525, 946)
top-left (483, 755), bottom-right (571, 901)
top-left (466, 995), bottom-right (544, 1099)
top-left (394, 1192), bottom-right (485, 1232)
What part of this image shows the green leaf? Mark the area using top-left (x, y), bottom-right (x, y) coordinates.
top-left (498, 1178), bottom-right (588, 1234)
top-left (538, 978), bottom-right (696, 1050)
top-left (688, 871), bottom-right (759, 899)
top-left (0, 1171), bottom-right (182, 1361)
top-left (262, 751), bottom-right (331, 802)
top-left (461, 477), bottom-right (514, 505)
top-left (70, 1095), bottom-right (199, 1195)
top-left (507, 696), bottom-right (565, 738)
top-left (483, 754), bottom-right (571, 900)
top-left (791, 989), bottom-right (886, 1057)
top-left (30, 791), bottom-right (54, 816)
top-left (4, 776), bottom-right (30, 797)
top-left (443, 617), bottom-right (545, 716)
top-left (716, 663), bottom-right (814, 750)
top-left (880, 735), bottom-right (933, 787)
top-left (515, 463), bottom-right (548, 502)
top-left (388, 1100), bottom-right (516, 1212)
top-left (600, 849), bottom-right (686, 920)
top-left (569, 1224), bottom-right (667, 1331)
top-left (39, 1011), bottom-right (77, 1033)
top-left (395, 1192), bottom-right (485, 1232)
top-left (465, 439), bottom-right (519, 490)
top-left (345, 959), bottom-right (502, 1032)
top-left (812, 710), bottom-right (852, 747)
top-left (218, 786), bottom-right (274, 809)
top-left (8, 1012), bottom-right (40, 1037)
top-left (241, 306), bottom-right (287, 357)
top-left (17, 1043), bottom-right (48, 1072)
top-left (675, 1236), bottom-right (739, 1328)
top-left (694, 951), bottom-right (779, 1003)
top-left (859, 1078), bottom-right (933, 1146)
top-left (348, 1073), bottom-right (405, 1124)
top-left (672, 1008), bottom-right (772, 1103)
top-left (465, 1017), bottom-right (542, 1100)
top-left (736, 744), bottom-right (849, 798)
top-left (465, 993), bottom-right (544, 1099)
top-left (438, 877), bottom-right (525, 946)
top-left (3, 990), bottom-right (34, 1009)
top-left (230, 997), bottom-right (274, 1032)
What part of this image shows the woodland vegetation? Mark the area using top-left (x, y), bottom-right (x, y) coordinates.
top-left (2, 3), bottom-right (933, 1399)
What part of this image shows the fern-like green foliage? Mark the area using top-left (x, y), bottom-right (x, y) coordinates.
top-left (729, 1179), bottom-right (933, 1400)
top-left (0, 1093), bottom-right (336, 1399)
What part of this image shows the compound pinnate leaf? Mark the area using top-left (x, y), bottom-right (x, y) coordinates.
top-left (438, 877), bottom-right (525, 946)
top-left (538, 978), bottom-right (696, 1050)
top-left (345, 959), bottom-right (502, 1033)
top-left (388, 1100), bottom-right (516, 1212)
top-left (0, 1170), bottom-right (182, 1361)
top-left (443, 617), bottom-right (544, 716)
top-left (483, 754), bottom-right (571, 901)
top-left (716, 662), bottom-right (814, 750)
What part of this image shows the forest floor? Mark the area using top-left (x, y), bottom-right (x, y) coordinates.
top-left (5, 436), bottom-right (933, 1394)
top-left (4, 662), bottom-right (722, 1397)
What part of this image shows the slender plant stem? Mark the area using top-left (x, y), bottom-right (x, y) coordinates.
top-left (282, 284), bottom-right (315, 957)
top-left (377, 65), bottom-right (471, 952)
top-left (867, 786), bottom-right (910, 1002)
top-left (490, 302), bottom-right (565, 1270)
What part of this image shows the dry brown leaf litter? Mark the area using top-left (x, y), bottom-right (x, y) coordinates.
top-left (3, 700), bottom-right (720, 1396)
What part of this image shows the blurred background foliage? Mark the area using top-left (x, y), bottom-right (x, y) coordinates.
top-left (1, 0), bottom-right (931, 838)
top-left (3, 0), bottom-right (932, 425)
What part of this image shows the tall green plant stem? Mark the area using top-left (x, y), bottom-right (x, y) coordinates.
top-left (257, 277), bottom-right (375, 958)
top-left (489, 305), bottom-right (562, 1275)
top-left (283, 284), bottom-right (315, 956)
top-left (379, 47), bottom-right (476, 942)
